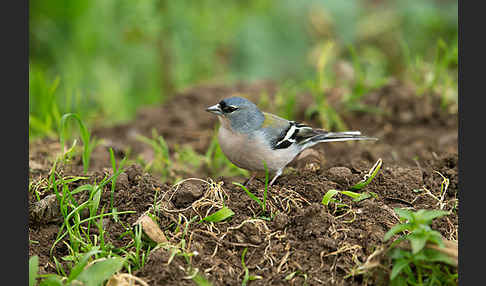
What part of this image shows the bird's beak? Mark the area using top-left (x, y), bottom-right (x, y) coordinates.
top-left (206, 104), bottom-right (223, 115)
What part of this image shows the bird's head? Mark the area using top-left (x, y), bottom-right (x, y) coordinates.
top-left (206, 97), bottom-right (264, 133)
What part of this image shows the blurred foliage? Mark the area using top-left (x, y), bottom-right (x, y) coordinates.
top-left (29, 0), bottom-right (457, 138)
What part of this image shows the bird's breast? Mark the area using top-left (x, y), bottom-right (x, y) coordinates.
top-left (218, 127), bottom-right (298, 172)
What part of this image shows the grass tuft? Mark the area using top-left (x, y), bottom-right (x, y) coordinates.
top-left (59, 113), bottom-right (97, 174)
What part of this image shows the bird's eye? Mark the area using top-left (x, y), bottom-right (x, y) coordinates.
top-left (222, 105), bottom-right (238, 113)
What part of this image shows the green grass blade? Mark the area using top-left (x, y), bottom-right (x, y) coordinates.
top-left (109, 150), bottom-right (117, 210)
top-left (109, 147), bottom-right (116, 171)
top-left (87, 185), bottom-right (102, 231)
top-left (241, 248), bottom-right (250, 286)
top-left (59, 113), bottom-right (93, 174)
top-left (201, 206), bottom-right (235, 223)
top-left (340, 190), bottom-right (361, 200)
top-left (60, 113), bottom-right (88, 154)
top-left (340, 191), bottom-right (377, 202)
top-left (233, 182), bottom-right (263, 209)
top-left (349, 158), bottom-right (382, 190)
top-left (321, 189), bottom-right (340, 206)
top-left (90, 185), bottom-right (102, 216)
top-left (77, 210), bottom-right (136, 225)
top-left (263, 161), bottom-right (269, 213)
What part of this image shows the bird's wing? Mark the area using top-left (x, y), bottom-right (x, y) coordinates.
top-left (260, 112), bottom-right (376, 150)
top-left (260, 113), bottom-right (321, 149)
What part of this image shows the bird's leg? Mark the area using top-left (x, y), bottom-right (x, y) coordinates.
top-left (243, 172), bottom-right (257, 187)
top-left (269, 168), bottom-right (283, 186)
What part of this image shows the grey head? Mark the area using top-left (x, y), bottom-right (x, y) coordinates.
top-left (206, 97), bottom-right (264, 133)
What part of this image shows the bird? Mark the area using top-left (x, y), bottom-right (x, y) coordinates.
top-left (206, 96), bottom-right (377, 186)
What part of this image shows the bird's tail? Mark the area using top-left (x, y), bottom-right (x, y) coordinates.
top-left (300, 131), bottom-right (377, 149)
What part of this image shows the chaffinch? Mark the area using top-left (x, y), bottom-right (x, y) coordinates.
top-left (206, 96), bottom-right (377, 186)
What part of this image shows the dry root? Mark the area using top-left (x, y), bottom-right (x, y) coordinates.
top-left (106, 273), bottom-right (149, 286)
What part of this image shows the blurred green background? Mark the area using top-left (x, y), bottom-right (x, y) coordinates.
top-left (29, 0), bottom-right (458, 139)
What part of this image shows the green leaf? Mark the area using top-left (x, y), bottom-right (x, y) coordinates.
top-left (75, 257), bottom-right (125, 286)
top-left (340, 190), bottom-right (361, 199)
top-left (389, 248), bottom-right (410, 260)
top-left (390, 273), bottom-right (408, 286)
top-left (343, 191), bottom-right (376, 202)
top-left (384, 223), bottom-right (411, 241)
top-left (66, 250), bottom-right (101, 283)
top-left (322, 189), bottom-right (340, 206)
top-left (428, 231), bottom-right (445, 247)
top-left (29, 256), bottom-right (39, 286)
top-left (390, 259), bottom-right (410, 280)
top-left (423, 248), bottom-right (455, 266)
top-left (192, 273), bottom-right (213, 286)
top-left (418, 209), bottom-right (450, 223)
top-left (201, 206), bottom-right (235, 223)
top-left (409, 232), bottom-right (428, 254)
top-left (411, 250), bottom-right (428, 261)
top-left (356, 192), bottom-right (372, 202)
top-left (38, 276), bottom-right (64, 286)
top-left (394, 208), bottom-right (414, 222)
top-left (349, 158), bottom-right (382, 190)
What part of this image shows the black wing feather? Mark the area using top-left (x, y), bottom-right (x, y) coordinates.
top-left (272, 121), bottom-right (320, 149)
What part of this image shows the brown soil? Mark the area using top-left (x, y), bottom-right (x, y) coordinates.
top-left (29, 80), bottom-right (458, 285)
